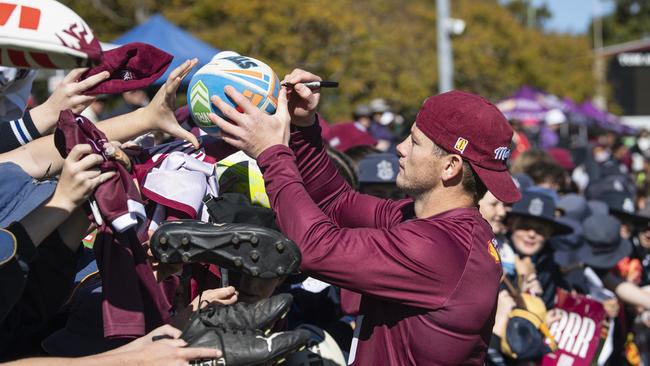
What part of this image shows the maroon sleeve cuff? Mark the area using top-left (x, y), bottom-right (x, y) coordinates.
top-left (257, 144), bottom-right (296, 172)
top-left (289, 115), bottom-right (323, 150)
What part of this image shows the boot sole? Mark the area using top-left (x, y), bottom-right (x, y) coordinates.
top-left (151, 220), bottom-right (301, 278)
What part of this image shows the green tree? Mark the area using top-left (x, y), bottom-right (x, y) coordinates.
top-left (62, 0), bottom-right (595, 122)
top-left (599, 0), bottom-right (650, 46)
top-left (502, 0), bottom-right (552, 30)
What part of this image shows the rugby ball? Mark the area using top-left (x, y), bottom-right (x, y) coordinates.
top-left (0, 0), bottom-right (102, 69)
top-left (187, 51), bottom-right (280, 134)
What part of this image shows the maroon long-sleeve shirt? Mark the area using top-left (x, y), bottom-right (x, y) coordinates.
top-left (256, 123), bottom-right (503, 365)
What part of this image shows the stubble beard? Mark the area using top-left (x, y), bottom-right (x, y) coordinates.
top-left (396, 174), bottom-right (434, 200)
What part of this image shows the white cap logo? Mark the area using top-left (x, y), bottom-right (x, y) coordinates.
top-left (528, 198), bottom-right (544, 216)
top-left (623, 198), bottom-right (635, 213)
top-left (613, 180), bottom-right (624, 192)
top-left (494, 146), bottom-right (511, 161)
top-left (376, 160), bottom-right (394, 181)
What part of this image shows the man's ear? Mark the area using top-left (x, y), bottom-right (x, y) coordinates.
top-left (441, 154), bottom-right (464, 186)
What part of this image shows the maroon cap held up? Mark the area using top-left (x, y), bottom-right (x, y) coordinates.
top-left (415, 90), bottom-right (521, 204)
top-left (547, 147), bottom-right (576, 171)
top-left (80, 42), bottom-right (173, 95)
top-left (326, 122), bottom-right (377, 153)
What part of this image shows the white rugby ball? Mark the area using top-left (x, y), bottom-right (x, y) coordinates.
top-left (187, 51), bottom-right (280, 134)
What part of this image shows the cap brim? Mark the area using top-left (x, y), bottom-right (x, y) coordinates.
top-left (470, 163), bottom-right (521, 204)
top-left (610, 209), bottom-right (646, 225)
top-left (577, 239), bottom-right (632, 269)
top-left (506, 212), bottom-right (574, 236)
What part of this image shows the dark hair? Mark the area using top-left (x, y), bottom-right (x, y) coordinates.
top-left (432, 143), bottom-right (487, 204)
top-left (526, 161), bottom-right (565, 186)
top-left (326, 146), bottom-right (359, 189)
top-left (344, 145), bottom-right (381, 164)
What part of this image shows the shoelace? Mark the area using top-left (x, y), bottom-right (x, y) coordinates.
top-left (204, 303), bottom-right (236, 319)
top-left (216, 325), bottom-right (260, 336)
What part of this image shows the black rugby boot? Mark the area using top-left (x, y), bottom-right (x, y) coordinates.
top-left (150, 220), bottom-right (301, 278)
top-left (186, 327), bottom-right (311, 366)
top-left (182, 293), bottom-right (293, 339)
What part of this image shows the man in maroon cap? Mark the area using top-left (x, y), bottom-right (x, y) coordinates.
top-left (208, 69), bottom-right (521, 365)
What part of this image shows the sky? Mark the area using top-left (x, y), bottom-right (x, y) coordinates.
top-left (531, 0), bottom-right (615, 34)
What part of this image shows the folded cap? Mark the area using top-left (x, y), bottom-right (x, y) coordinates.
top-left (80, 42), bottom-right (173, 95)
top-left (415, 91), bottom-right (520, 203)
top-left (501, 308), bottom-right (554, 360)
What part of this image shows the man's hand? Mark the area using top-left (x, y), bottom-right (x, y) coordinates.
top-left (49, 144), bottom-right (115, 212)
top-left (110, 324), bottom-right (183, 355)
top-left (281, 69), bottom-right (322, 127)
top-left (30, 68), bottom-right (110, 133)
top-left (141, 59), bottom-right (200, 149)
top-left (209, 85), bottom-right (290, 159)
top-left (169, 286), bottom-right (238, 329)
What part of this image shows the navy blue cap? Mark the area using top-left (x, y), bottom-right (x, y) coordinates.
top-left (598, 191), bottom-right (640, 223)
top-left (585, 174), bottom-right (635, 200)
top-left (0, 228), bottom-right (16, 266)
top-left (0, 162), bottom-right (56, 227)
top-left (587, 200), bottom-right (609, 216)
top-left (505, 316), bottom-right (551, 360)
top-left (357, 153), bottom-right (399, 184)
top-left (512, 173), bottom-right (534, 192)
top-left (576, 213), bottom-right (632, 269)
top-left (508, 189), bottom-right (573, 235)
top-left (557, 194), bottom-right (591, 222)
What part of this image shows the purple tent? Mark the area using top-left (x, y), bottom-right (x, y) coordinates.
top-left (496, 86), bottom-right (550, 121)
top-left (578, 102), bottom-right (637, 134)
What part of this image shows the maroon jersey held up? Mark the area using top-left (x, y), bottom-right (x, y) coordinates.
top-left (256, 123), bottom-right (502, 365)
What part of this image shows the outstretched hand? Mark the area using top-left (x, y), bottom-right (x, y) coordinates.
top-left (142, 59), bottom-right (200, 149)
top-left (209, 85), bottom-right (291, 159)
top-left (29, 68), bottom-right (110, 133)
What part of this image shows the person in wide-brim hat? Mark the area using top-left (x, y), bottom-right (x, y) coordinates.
top-left (576, 213), bottom-right (632, 269)
top-left (506, 189), bottom-right (573, 249)
top-left (504, 188), bottom-right (573, 308)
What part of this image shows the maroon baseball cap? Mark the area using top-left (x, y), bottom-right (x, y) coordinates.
top-left (80, 42), bottom-right (173, 95)
top-left (415, 90), bottom-right (521, 204)
top-left (327, 122), bottom-right (377, 153)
